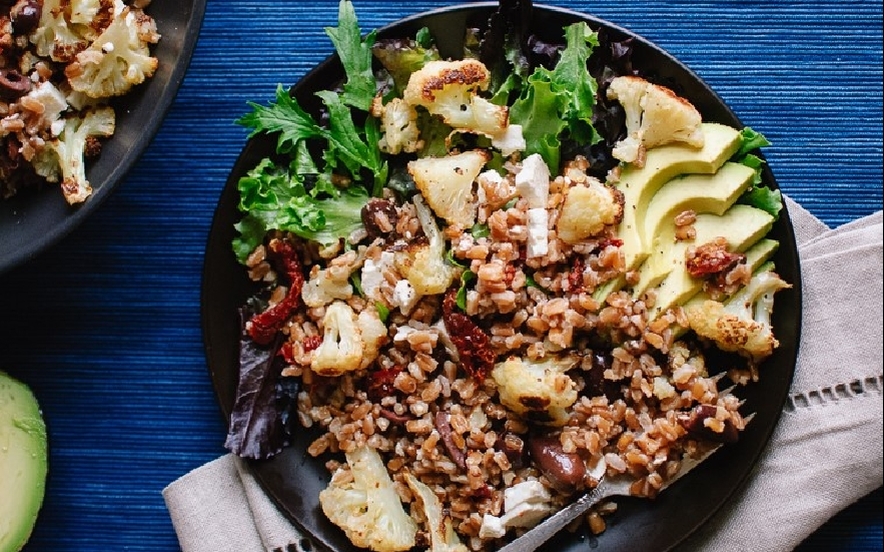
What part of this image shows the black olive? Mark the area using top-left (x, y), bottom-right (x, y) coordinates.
top-left (10, 0), bottom-right (42, 35)
top-left (0, 69), bottom-right (32, 100)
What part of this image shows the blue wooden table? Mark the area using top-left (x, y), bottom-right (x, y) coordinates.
top-left (2, 1), bottom-right (881, 550)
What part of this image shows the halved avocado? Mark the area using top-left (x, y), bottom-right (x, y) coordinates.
top-left (615, 122), bottom-right (742, 272)
top-left (0, 371), bottom-right (48, 552)
top-left (647, 204), bottom-right (775, 319)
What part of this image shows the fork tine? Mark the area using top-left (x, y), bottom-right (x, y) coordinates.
top-left (662, 442), bottom-right (724, 490)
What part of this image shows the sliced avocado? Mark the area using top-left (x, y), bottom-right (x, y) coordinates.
top-left (647, 205), bottom-right (775, 319)
top-left (1, 371), bottom-right (48, 552)
top-left (673, 240), bottom-right (780, 337)
top-left (615, 122), bottom-right (742, 272)
top-left (631, 162), bottom-right (757, 297)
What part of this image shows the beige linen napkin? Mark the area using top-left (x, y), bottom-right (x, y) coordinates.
top-left (164, 197), bottom-right (884, 552)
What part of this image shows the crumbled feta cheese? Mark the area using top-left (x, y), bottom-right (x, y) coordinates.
top-left (491, 124), bottom-right (526, 157)
top-left (361, 251), bottom-right (394, 303)
top-left (503, 479), bottom-right (551, 512)
top-left (27, 82), bottom-right (68, 133)
top-left (478, 514), bottom-right (506, 539)
top-left (392, 279), bottom-right (419, 314)
top-left (502, 501), bottom-right (554, 528)
top-left (478, 479), bottom-right (555, 538)
top-left (515, 153), bottom-right (550, 209)
top-left (393, 326), bottom-right (417, 343)
top-left (526, 208), bottom-right (549, 259)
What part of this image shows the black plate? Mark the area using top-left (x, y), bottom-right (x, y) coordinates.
top-left (202, 4), bottom-right (802, 551)
top-left (0, 0), bottom-right (207, 275)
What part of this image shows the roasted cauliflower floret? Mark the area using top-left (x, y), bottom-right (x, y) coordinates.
top-left (606, 75), bottom-right (704, 167)
top-left (29, 0), bottom-right (91, 62)
top-left (310, 301), bottom-right (365, 376)
top-left (66, 1), bottom-right (159, 99)
top-left (393, 195), bottom-right (458, 295)
top-left (374, 96), bottom-right (423, 155)
top-left (404, 474), bottom-right (469, 552)
top-left (302, 265), bottom-right (354, 308)
top-left (32, 106), bottom-right (115, 204)
top-left (403, 59), bottom-right (509, 138)
top-left (491, 355), bottom-right (579, 426)
top-left (408, 149), bottom-right (489, 228)
top-left (556, 177), bottom-right (625, 244)
top-left (685, 268), bottom-right (791, 362)
top-left (319, 446), bottom-right (417, 552)
top-left (357, 308), bottom-right (388, 370)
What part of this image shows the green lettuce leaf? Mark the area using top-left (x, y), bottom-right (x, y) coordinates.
top-left (325, 0), bottom-right (377, 111)
top-left (232, 158), bottom-right (368, 262)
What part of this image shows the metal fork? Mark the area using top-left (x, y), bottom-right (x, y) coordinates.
top-left (496, 406), bottom-right (755, 552)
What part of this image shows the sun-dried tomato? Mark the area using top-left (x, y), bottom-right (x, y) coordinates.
top-left (247, 238), bottom-right (305, 345)
top-left (685, 238), bottom-right (745, 279)
top-left (278, 342), bottom-right (295, 364)
top-left (568, 257), bottom-right (585, 292)
top-left (302, 335), bottom-right (322, 352)
top-left (598, 237), bottom-right (623, 250)
top-left (367, 366), bottom-right (403, 401)
top-left (442, 289), bottom-right (495, 382)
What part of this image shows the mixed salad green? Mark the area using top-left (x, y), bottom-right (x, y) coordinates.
top-left (231, 0), bottom-right (780, 268)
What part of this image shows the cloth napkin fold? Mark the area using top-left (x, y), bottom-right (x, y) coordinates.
top-left (163, 196), bottom-right (884, 552)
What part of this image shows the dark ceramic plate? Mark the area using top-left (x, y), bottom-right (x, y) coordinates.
top-left (0, 0), bottom-right (207, 275)
top-left (203, 3), bottom-right (802, 551)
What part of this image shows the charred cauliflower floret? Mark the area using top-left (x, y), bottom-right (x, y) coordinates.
top-left (29, 0), bottom-right (91, 62)
top-left (606, 75), bottom-right (704, 167)
top-left (491, 356), bottom-right (579, 426)
top-left (407, 149), bottom-right (489, 228)
top-left (302, 266), bottom-right (354, 308)
top-left (556, 177), bottom-right (625, 244)
top-left (374, 96), bottom-right (422, 155)
top-left (685, 268), bottom-right (791, 362)
top-left (66, 0), bottom-right (159, 99)
top-left (404, 474), bottom-right (469, 552)
top-left (310, 300), bottom-right (365, 376)
top-left (393, 195), bottom-right (458, 295)
top-left (32, 106), bottom-right (115, 204)
top-left (319, 446), bottom-right (417, 552)
top-left (403, 59), bottom-right (509, 138)
top-left (357, 308), bottom-right (388, 370)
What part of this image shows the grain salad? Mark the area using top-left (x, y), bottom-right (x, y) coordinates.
top-left (223, 1), bottom-right (791, 551)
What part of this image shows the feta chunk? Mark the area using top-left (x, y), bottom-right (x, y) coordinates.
top-left (491, 124), bottom-right (526, 157)
top-left (503, 479), bottom-right (552, 512)
top-left (478, 479), bottom-right (555, 539)
top-left (361, 251), bottom-right (394, 303)
top-left (479, 514), bottom-right (507, 539)
top-left (392, 279), bottom-right (419, 314)
top-left (515, 153), bottom-right (550, 209)
top-left (526, 208), bottom-right (549, 259)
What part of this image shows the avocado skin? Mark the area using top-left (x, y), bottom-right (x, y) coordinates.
top-left (0, 371), bottom-right (48, 552)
